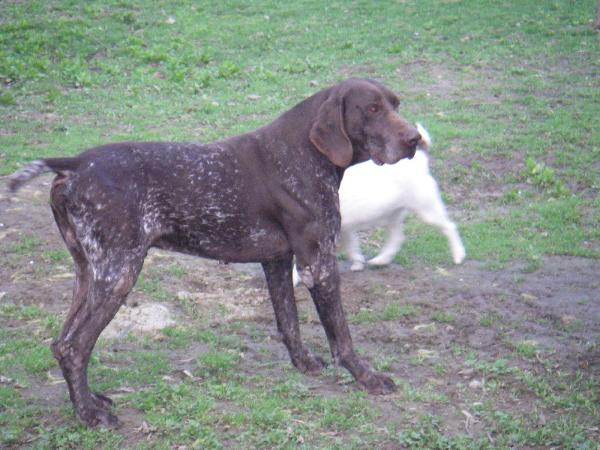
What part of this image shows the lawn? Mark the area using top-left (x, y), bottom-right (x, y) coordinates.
top-left (1, 1), bottom-right (599, 448)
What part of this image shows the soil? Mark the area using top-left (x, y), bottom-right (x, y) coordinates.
top-left (1, 174), bottom-right (599, 444)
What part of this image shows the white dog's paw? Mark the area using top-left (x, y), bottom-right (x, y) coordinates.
top-left (453, 246), bottom-right (466, 264)
top-left (367, 255), bottom-right (393, 267)
top-left (350, 260), bottom-right (365, 271)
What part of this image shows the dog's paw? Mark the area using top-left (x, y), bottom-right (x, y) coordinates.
top-left (343, 355), bottom-right (397, 394)
top-left (91, 392), bottom-right (114, 409)
top-left (359, 370), bottom-right (396, 395)
top-left (453, 246), bottom-right (466, 264)
top-left (367, 255), bottom-right (392, 267)
top-left (77, 405), bottom-right (120, 428)
top-left (293, 352), bottom-right (327, 374)
top-left (350, 260), bottom-right (365, 271)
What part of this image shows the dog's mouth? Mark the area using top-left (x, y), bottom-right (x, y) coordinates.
top-left (372, 144), bottom-right (417, 165)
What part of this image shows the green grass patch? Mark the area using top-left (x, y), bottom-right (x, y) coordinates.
top-left (9, 235), bottom-right (43, 254)
top-left (0, 385), bottom-right (43, 447)
top-left (351, 302), bottom-right (419, 324)
top-left (511, 339), bottom-right (539, 358)
top-left (134, 274), bottom-right (172, 301)
top-left (0, 337), bottom-right (55, 377)
top-left (392, 196), bottom-right (599, 269)
top-left (89, 349), bottom-right (170, 391)
top-left (1, 0), bottom-right (599, 447)
top-left (31, 425), bottom-right (124, 450)
top-left (431, 310), bottom-right (455, 323)
top-left (0, 303), bottom-right (45, 321)
top-left (197, 350), bottom-right (241, 376)
top-left (42, 248), bottom-right (70, 262)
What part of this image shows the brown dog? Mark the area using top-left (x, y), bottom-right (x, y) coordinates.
top-left (9, 78), bottom-right (420, 427)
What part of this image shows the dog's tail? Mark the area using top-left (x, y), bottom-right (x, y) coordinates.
top-left (8, 157), bottom-right (81, 192)
top-left (416, 123), bottom-right (432, 151)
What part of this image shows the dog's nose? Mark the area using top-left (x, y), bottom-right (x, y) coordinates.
top-left (406, 131), bottom-right (421, 148)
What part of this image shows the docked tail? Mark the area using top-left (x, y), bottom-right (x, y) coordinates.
top-left (8, 157), bottom-right (80, 192)
top-left (8, 160), bottom-right (50, 192)
top-left (416, 123), bottom-right (432, 151)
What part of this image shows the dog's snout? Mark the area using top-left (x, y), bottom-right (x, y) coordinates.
top-left (406, 131), bottom-right (421, 148)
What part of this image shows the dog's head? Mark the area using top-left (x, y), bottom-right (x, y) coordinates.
top-left (310, 78), bottom-right (421, 168)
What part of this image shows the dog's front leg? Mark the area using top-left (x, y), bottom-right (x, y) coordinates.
top-left (368, 209), bottom-right (408, 267)
top-left (262, 255), bottom-right (326, 374)
top-left (308, 246), bottom-right (396, 394)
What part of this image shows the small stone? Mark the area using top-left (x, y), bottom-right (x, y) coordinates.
top-left (458, 368), bottom-right (474, 378)
top-left (177, 291), bottom-right (193, 300)
top-left (469, 379), bottom-right (483, 389)
top-left (413, 323), bottom-right (436, 331)
top-left (416, 349), bottom-right (437, 360)
top-left (561, 315), bottom-right (576, 325)
top-left (436, 267), bottom-right (449, 276)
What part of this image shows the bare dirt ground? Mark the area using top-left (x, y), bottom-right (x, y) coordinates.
top-left (1, 175), bottom-right (599, 444)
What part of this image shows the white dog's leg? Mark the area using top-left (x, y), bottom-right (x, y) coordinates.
top-left (423, 214), bottom-right (465, 264)
top-left (368, 209), bottom-right (408, 266)
top-left (414, 184), bottom-right (466, 264)
top-left (446, 222), bottom-right (466, 264)
top-left (292, 262), bottom-right (302, 286)
top-left (340, 230), bottom-right (366, 271)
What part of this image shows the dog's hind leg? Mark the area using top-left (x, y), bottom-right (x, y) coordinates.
top-left (51, 251), bottom-right (144, 427)
top-left (368, 209), bottom-right (408, 267)
top-left (262, 255), bottom-right (326, 373)
top-left (414, 180), bottom-right (465, 264)
top-left (50, 184), bottom-right (145, 427)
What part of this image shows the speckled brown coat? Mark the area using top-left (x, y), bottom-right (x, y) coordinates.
top-left (8, 78), bottom-right (421, 427)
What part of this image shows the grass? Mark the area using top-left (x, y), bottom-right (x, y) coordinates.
top-left (1, 300), bottom-right (599, 448)
top-left (390, 195), bottom-right (599, 269)
top-left (134, 273), bottom-right (172, 301)
top-left (1, 0), bottom-right (599, 448)
top-left (351, 302), bottom-right (419, 324)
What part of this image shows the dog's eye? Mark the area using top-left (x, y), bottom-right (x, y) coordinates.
top-left (367, 104), bottom-right (380, 114)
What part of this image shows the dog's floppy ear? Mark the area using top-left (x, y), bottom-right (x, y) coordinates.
top-left (309, 92), bottom-right (353, 168)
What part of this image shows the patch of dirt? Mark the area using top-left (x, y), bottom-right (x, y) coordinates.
top-left (1, 174), bottom-right (599, 444)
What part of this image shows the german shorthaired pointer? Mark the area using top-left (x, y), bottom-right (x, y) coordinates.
top-left (9, 78), bottom-right (421, 427)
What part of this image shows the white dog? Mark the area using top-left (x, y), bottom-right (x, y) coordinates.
top-left (294, 124), bottom-right (465, 285)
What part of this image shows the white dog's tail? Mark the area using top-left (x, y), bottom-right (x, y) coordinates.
top-left (416, 123), bottom-right (432, 151)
